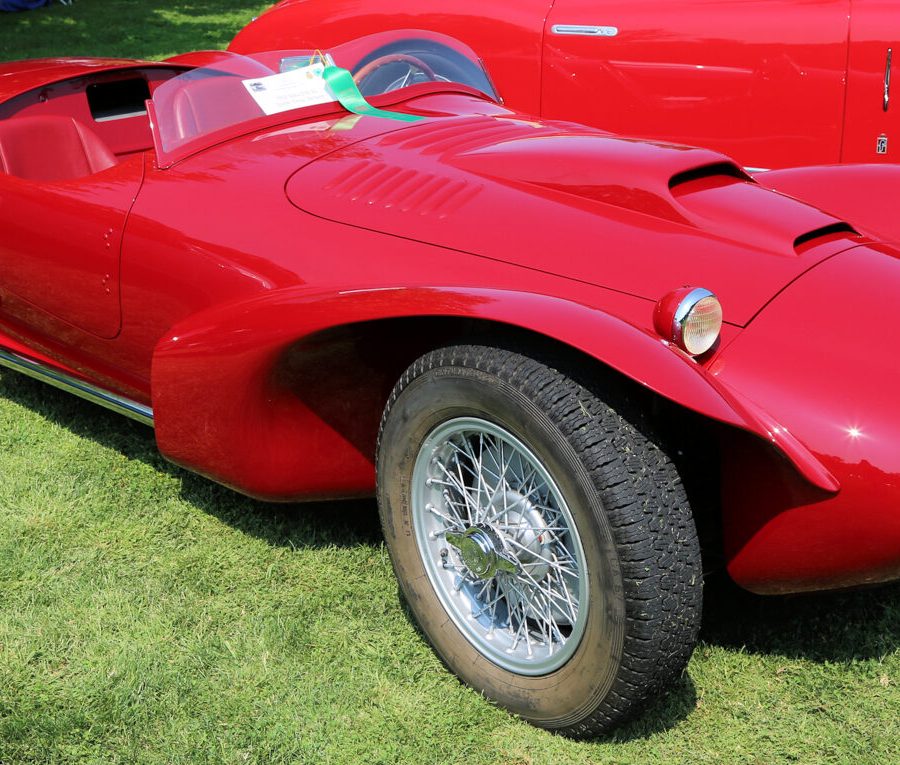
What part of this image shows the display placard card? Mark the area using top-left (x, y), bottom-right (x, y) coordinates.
top-left (242, 64), bottom-right (332, 115)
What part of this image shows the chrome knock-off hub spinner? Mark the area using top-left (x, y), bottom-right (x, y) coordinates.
top-left (445, 524), bottom-right (518, 579)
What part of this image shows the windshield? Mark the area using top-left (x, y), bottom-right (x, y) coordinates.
top-left (151, 33), bottom-right (497, 162)
top-left (152, 51), bottom-right (274, 155)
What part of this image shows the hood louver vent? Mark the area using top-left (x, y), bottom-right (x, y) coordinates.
top-left (793, 222), bottom-right (859, 252)
top-left (322, 159), bottom-right (481, 218)
top-left (669, 162), bottom-right (752, 191)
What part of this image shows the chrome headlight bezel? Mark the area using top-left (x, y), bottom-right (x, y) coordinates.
top-left (654, 286), bottom-right (723, 356)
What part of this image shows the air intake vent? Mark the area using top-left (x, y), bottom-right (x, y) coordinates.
top-left (793, 222), bottom-right (859, 252)
top-left (669, 162), bottom-right (751, 191)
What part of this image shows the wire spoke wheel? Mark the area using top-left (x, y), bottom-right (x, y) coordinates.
top-left (377, 345), bottom-right (702, 737)
top-left (413, 417), bottom-right (589, 674)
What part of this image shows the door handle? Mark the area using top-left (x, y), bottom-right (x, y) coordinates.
top-left (885, 48), bottom-right (892, 112)
top-left (550, 24), bottom-right (619, 37)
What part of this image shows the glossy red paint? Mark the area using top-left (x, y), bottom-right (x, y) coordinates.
top-left (0, 152), bottom-right (143, 338)
top-left (0, 41), bottom-right (898, 599)
top-left (843, 1), bottom-right (898, 162)
top-left (653, 286), bottom-right (700, 342)
top-left (543, 0), bottom-right (849, 168)
top-left (231, 0), bottom-right (899, 168)
top-left (286, 124), bottom-right (862, 325)
top-left (712, 245), bottom-right (900, 593)
top-left (756, 164), bottom-right (900, 243)
top-left (150, 286), bottom-right (740, 500)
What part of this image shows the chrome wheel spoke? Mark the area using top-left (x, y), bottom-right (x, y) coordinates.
top-left (413, 417), bottom-right (589, 675)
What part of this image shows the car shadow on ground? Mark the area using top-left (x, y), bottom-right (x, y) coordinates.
top-left (3, 372), bottom-right (898, 740)
top-left (0, 371), bottom-right (383, 551)
top-left (701, 570), bottom-right (900, 664)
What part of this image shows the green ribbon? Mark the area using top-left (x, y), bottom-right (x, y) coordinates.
top-left (322, 65), bottom-right (424, 122)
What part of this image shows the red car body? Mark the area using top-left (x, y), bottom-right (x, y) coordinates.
top-left (0, 34), bottom-right (898, 592)
top-left (1, 29), bottom-right (899, 734)
top-left (232, 0), bottom-right (899, 169)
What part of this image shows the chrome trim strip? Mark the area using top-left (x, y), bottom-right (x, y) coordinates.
top-left (0, 348), bottom-right (154, 427)
top-left (551, 24), bottom-right (619, 37)
top-left (884, 47), bottom-right (892, 112)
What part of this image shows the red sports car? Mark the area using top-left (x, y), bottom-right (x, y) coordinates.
top-left (232, 0), bottom-right (898, 170)
top-left (1, 31), bottom-right (899, 737)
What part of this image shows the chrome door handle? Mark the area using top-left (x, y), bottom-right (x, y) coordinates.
top-left (885, 48), bottom-right (892, 112)
top-left (551, 24), bottom-right (619, 37)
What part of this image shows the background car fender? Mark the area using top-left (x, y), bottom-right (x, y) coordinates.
top-left (150, 284), bottom-right (837, 501)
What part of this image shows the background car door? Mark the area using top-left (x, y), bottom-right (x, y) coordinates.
top-left (541, 0), bottom-right (851, 169)
top-left (842, 0), bottom-right (898, 162)
top-left (230, 0), bottom-right (555, 117)
top-left (0, 154), bottom-right (142, 340)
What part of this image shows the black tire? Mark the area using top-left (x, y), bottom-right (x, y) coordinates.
top-left (376, 345), bottom-right (702, 737)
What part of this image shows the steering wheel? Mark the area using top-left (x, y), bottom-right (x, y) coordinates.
top-left (353, 53), bottom-right (438, 94)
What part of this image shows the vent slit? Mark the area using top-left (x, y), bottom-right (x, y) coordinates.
top-left (370, 168), bottom-right (419, 206)
top-left (397, 174), bottom-right (444, 212)
top-left (421, 179), bottom-right (470, 216)
top-left (324, 161), bottom-right (374, 193)
top-left (353, 165), bottom-right (401, 200)
top-left (793, 222), bottom-right (858, 250)
top-left (669, 162), bottom-right (751, 190)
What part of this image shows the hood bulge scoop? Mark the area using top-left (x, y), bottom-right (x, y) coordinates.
top-left (287, 115), bottom-right (862, 325)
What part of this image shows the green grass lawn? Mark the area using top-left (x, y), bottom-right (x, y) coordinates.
top-left (1, 2), bottom-right (899, 763)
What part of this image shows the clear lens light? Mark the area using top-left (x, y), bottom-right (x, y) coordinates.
top-left (681, 295), bottom-right (722, 355)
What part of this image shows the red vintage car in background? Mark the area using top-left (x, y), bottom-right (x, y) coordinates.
top-left (1, 30), bottom-right (899, 737)
top-left (231, 0), bottom-right (898, 170)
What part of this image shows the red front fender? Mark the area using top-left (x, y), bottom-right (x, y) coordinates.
top-left (150, 285), bottom-right (835, 501)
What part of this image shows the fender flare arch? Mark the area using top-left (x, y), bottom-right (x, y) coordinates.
top-left (150, 285), bottom-right (836, 500)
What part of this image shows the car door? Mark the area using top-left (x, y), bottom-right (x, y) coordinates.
top-left (541, 0), bottom-right (851, 169)
top-left (841, 0), bottom-right (898, 162)
top-left (0, 153), bottom-right (142, 339)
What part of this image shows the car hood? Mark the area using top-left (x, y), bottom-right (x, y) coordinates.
top-left (287, 114), bottom-right (864, 326)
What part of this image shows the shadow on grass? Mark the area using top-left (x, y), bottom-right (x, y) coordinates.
top-left (392, 581), bottom-right (699, 741)
top-left (3, 370), bottom-right (898, 740)
top-left (701, 571), bottom-right (900, 664)
top-left (0, 371), bottom-right (383, 552)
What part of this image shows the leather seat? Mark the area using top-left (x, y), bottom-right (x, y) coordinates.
top-left (0, 115), bottom-right (117, 182)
